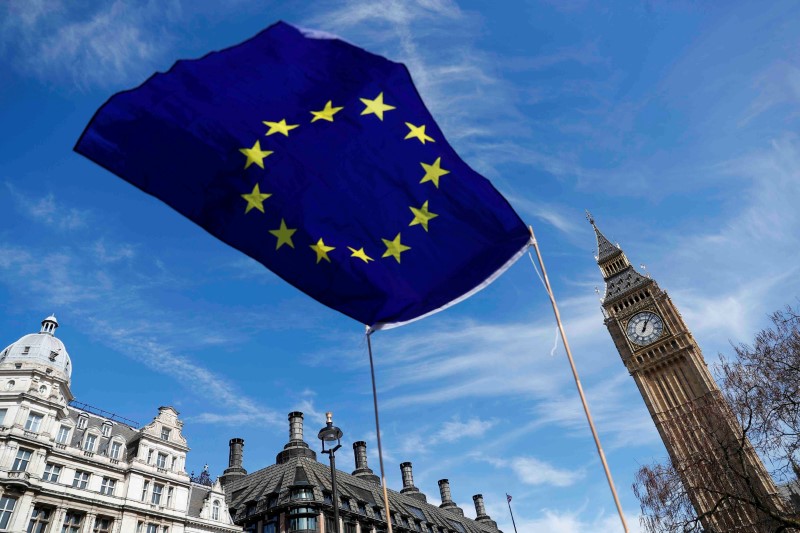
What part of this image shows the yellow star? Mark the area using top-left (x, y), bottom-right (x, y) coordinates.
top-left (269, 219), bottom-right (297, 249)
top-left (310, 238), bottom-right (335, 263)
top-left (420, 157), bottom-right (450, 188)
top-left (348, 246), bottom-right (374, 263)
top-left (241, 183), bottom-right (271, 214)
top-left (239, 140), bottom-right (273, 169)
top-left (310, 101), bottom-right (344, 123)
top-left (359, 92), bottom-right (396, 121)
top-left (404, 122), bottom-right (434, 144)
top-left (263, 119), bottom-right (299, 137)
top-left (409, 201), bottom-right (438, 232)
top-left (381, 233), bottom-right (411, 263)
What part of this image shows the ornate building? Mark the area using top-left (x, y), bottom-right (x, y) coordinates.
top-left (221, 412), bottom-right (502, 533)
top-left (589, 215), bottom-right (786, 531)
top-left (0, 315), bottom-right (241, 533)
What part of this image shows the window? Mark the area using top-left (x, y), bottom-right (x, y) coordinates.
top-left (212, 500), bottom-right (220, 520)
top-left (147, 449), bottom-right (153, 464)
top-left (84, 434), bottom-right (97, 452)
top-left (161, 428), bottom-right (171, 440)
top-left (43, 463), bottom-right (61, 482)
top-left (77, 415), bottom-right (88, 430)
top-left (27, 506), bottom-right (52, 533)
top-left (291, 487), bottom-right (313, 500)
top-left (72, 470), bottom-right (90, 489)
top-left (100, 477), bottom-right (116, 495)
top-left (101, 422), bottom-right (111, 437)
top-left (262, 522), bottom-right (277, 533)
top-left (62, 512), bottom-right (83, 533)
top-left (0, 496), bottom-right (16, 529)
top-left (162, 528), bottom-right (169, 533)
top-left (110, 441), bottom-right (122, 459)
top-left (4, 380), bottom-right (14, 390)
top-left (56, 425), bottom-right (71, 444)
top-left (288, 507), bottom-right (317, 532)
top-left (24, 412), bottom-right (43, 432)
top-left (92, 517), bottom-right (112, 533)
top-left (12, 448), bottom-right (32, 471)
top-left (146, 525), bottom-right (158, 533)
top-left (156, 453), bottom-right (167, 469)
top-left (325, 516), bottom-right (336, 532)
top-left (0, 408), bottom-right (7, 425)
top-left (141, 481), bottom-right (150, 501)
top-left (344, 523), bottom-right (356, 533)
top-left (152, 483), bottom-right (164, 505)
top-left (167, 487), bottom-right (174, 507)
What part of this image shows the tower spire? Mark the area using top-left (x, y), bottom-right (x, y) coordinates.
top-left (586, 211), bottom-right (621, 264)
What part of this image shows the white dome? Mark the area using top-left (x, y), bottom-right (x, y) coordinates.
top-left (0, 316), bottom-right (72, 380)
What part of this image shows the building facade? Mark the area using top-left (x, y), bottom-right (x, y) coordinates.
top-left (221, 412), bottom-right (502, 533)
top-left (589, 215), bottom-right (786, 531)
top-left (0, 315), bottom-right (241, 533)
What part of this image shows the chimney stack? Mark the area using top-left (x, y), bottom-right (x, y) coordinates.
top-left (472, 494), bottom-right (497, 527)
top-left (219, 438), bottom-right (247, 487)
top-left (351, 441), bottom-right (380, 484)
top-left (276, 412), bottom-right (317, 464)
top-left (399, 462), bottom-right (427, 502)
top-left (437, 479), bottom-right (464, 516)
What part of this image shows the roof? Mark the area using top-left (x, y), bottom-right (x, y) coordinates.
top-left (1, 330), bottom-right (72, 380)
top-left (226, 456), bottom-right (500, 533)
top-left (591, 222), bottom-right (621, 262)
top-left (188, 484), bottom-right (211, 518)
top-left (602, 266), bottom-right (651, 303)
top-left (64, 406), bottom-right (139, 454)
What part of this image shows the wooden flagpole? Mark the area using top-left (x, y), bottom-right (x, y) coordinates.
top-left (528, 225), bottom-right (630, 533)
top-left (366, 328), bottom-right (394, 533)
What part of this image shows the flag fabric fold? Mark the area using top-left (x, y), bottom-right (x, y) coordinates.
top-left (75, 21), bottom-right (530, 329)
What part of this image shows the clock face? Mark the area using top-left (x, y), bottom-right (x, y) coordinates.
top-left (626, 311), bottom-right (664, 346)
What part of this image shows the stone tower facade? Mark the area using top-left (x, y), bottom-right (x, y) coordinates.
top-left (589, 215), bottom-right (785, 532)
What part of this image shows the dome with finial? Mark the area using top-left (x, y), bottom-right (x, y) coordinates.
top-left (0, 315), bottom-right (72, 381)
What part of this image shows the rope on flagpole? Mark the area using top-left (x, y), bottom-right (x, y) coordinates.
top-left (366, 327), bottom-right (394, 533)
top-left (527, 225), bottom-right (630, 533)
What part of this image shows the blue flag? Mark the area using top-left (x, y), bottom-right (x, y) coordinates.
top-left (75, 22), bottom-right (531, 330)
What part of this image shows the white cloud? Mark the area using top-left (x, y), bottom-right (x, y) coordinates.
top-left (5, 185), bottom-right (88, 230)
top-left (1, 0), bottom-right (177, 89)
top-left (487, 455), bottom-right (583, 488)
top-left (435, 417), bottom-right (497, 443)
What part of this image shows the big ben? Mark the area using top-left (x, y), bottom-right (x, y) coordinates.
top-left (589, 214), bottom-right (786, 532)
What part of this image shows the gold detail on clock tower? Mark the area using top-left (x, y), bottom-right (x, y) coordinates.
top-left (590, 216), bottom-right (787, 532)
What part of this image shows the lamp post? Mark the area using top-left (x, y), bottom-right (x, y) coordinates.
top-left (318, 412), bottom-right (343, 533)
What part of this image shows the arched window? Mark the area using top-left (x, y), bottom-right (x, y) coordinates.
top-left (212, 500), bottom-right (220, 521)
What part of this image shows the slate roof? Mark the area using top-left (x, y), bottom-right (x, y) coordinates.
top-left (226, 456), bottom-right (501, 533)
top-left (188, 484), bottom-right (211, 518)
top-left (64, 406), bottom-right (139, 457)
top-left (592, 223), bottom-right (621, 262)
top-left (602, 267), bottom-right (651, 303)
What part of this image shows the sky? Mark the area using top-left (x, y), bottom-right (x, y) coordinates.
top-left (1, 1), bottom-right (800, 532)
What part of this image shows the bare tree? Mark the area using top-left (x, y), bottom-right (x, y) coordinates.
top-left (633, 306), bottom-right (800, 532)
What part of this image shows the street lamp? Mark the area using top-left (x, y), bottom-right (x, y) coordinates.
top-left (318, 412), bottom-right (343, 533)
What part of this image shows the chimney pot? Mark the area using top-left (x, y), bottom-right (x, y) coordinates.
top-left (351, 441), bottom-right (380, 484)
top-left (276, 412), bottom-right (316, 464)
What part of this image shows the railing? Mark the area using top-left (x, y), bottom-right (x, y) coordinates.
top-left (54, 443), bottom-right (66, 450)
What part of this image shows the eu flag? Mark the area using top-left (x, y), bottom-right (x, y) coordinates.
top-left (75, 22), bottom-right (531, 329)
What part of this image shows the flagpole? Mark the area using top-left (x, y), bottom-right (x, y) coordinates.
top-left (506, 494), bottom-right (519, 533)
top-left (528, 225), bottom-right (630, 533)
top-left (366, 328), bottom-right (394, 533)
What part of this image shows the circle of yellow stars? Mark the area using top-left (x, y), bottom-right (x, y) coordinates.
top-left (237, 90), bottom-right (452, 266)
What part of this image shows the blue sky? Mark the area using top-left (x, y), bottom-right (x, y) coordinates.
top-left (2, 1), bottom-right (800, 531)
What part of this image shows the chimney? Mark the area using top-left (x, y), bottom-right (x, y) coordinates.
top-left (399, 462), bottom-right (427, 502)
top-left (437, 479), bottom-right (464, 516)
top-left (276, 412), bottom-right (316, 464)
top-left (473, 494), bottom-right (497, 527)
top-left (351, 441), bottom-right (380, 484)
top-left (219, 438), bottom-right (247, 487)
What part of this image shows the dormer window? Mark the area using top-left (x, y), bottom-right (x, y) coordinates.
top-left (212, 500), bottom-right (220, 521)
top-left (83, 434), bottom-right (97, 452)
top-left (102, 422), bottom-right (112, 437)
top-left (49, 350), bottom-right (59, 361)
top-left (109, 441), bottom-right (122, 460)
top-left (160, 428), bottom-right (171, 441)
top-left (22, 346), bottom-right (30, 354)
top-left (77, 414), bottom-right (88, 430)
top-left (290, 487), bottom-right (313, 501)
top-left (56, 425), bottom-right (71, 444)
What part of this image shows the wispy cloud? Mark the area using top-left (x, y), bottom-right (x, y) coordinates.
top-left (488, 455), bottom-right (583, 487)
top-left (1, 0), bottom-right (179, 90)
top-left (5, 184), bottom-right (89, 230)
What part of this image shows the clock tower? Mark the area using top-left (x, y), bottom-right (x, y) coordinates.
top-left (589, 214), bottom-right (785, 532)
